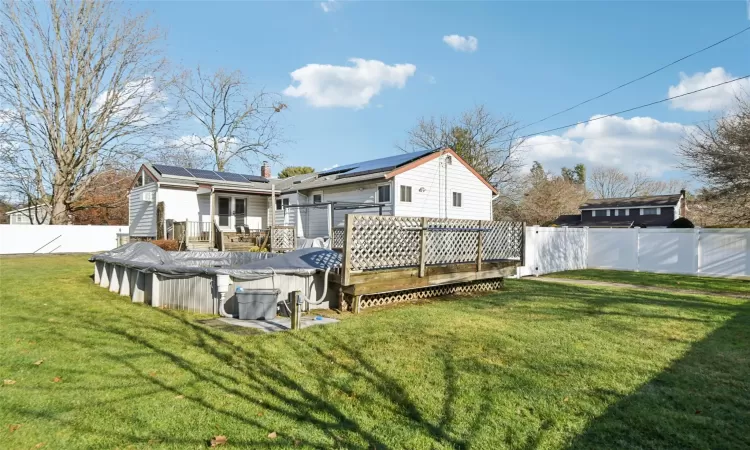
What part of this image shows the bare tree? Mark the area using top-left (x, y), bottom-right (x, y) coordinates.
top-left (588, 167), bottom-right (684, 199)
top-left (171, 67), bottom-right (287, 172)
top-left (680, 94), bottom-right (750, 224)
top-left (0, 0), bottom-right (172, 223)
top-left (398, 105), bottom-right (525, 188)
top-left (518, 170), bottom-right (589, 225)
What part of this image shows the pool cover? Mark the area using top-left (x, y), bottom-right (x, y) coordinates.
top-left (90, 242), bottom-right (341, 280)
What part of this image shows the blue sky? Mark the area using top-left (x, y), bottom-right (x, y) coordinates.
top-left (135, 1), bottom-right (750, 182)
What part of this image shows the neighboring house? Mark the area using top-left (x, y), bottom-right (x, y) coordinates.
top-left (128, 148), bottom-right (497, 247)
top-left (5, 205), bottom-right (51, 225)
top-left (553, 191), bottom-right (687, 228)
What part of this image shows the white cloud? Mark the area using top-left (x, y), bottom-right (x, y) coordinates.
top-left (668, 67), bottom-right (750, 112)
top-left (442, 35), bottom-right (478, 52)
top-left (520, 115), bottom-right (694, 178)
top-left (319, 0), bottom-right (339, 13)
top-left (283, 58), bottom-right (416, 109)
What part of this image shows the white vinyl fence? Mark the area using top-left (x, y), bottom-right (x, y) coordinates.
top-left (0, 225), bottom-right (128, 255)
top-left (521, 226), bottom-right (750, 278)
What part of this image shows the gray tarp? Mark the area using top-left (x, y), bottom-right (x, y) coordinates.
top-left (90, 242), bottom-right (340, 280)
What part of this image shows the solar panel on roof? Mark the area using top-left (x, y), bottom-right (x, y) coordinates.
top-left (319, 149), bottom-right (436, 177)
top-left (152, 164), bottom-right (192, 177)
top-left (213, 171), bottom-right (268, 183)
top-left (216, 171), bottom-right (250, 183)
top-left (186, 168), bottom-right (223, 181)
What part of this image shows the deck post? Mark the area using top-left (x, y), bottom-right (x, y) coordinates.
top-left (419, 217), bottom-right (428, 277)
top-left (476, 220), bottom-right (483, 272)
top-left (327, 204), bottom-right (333, 240)
top-left (290, 291), bottom-right (301, 330)
top-left (353, 295), bottom-right (361, 314)
top-left (341, 214), bottom-right (355, 286)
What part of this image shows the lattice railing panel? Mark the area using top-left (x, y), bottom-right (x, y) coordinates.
top-left (355, 278), bottom-right (505, 310)
top-left (270, 226), bottom-right (295, 251)
top-left (331, 227), bottom-right (345, 250)
top-left (425, 219), bottom-right (479, 265)
top-left (345, 215), bottom-right (523, 272)
top-left (483, 221), bottom-right (524, 261)
top-left (349, 215), bottom-right (421, 271)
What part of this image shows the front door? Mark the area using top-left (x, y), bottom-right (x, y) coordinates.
top-left (218, 197), bottom-right (231, 228)
top-left (234, 198), bottom-right (246, 228)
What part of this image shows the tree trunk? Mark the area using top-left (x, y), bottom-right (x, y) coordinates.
top-left (50, 196), bottom-right (69, 225)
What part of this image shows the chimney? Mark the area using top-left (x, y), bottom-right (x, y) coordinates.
top-left (261, 161), bottom-right (271, 179)
top-left (680, 189), bottom-right (687, 217)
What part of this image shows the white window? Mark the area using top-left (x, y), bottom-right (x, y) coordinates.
top-left (452, 192), bottom-right (462, 207)
top-left (399, 185), bottom-right (412, 202)
top-left (593, 210), bottom-right (607, 217)
top-left (312, 194), bottom-right (322, 204)
top-left (141, 192), bottom-right (154, 202)
top-left (377, 185), bottom-right (391, 203)
top-left (275, 198), bottom-right (289, 209)
top-left (15, 215), bottom-right (27, 223)
top-left (641, 207), bottom-right (660, 215)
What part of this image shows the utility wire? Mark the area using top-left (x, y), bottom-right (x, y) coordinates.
top-left (512, 75), bottom-right (749, 143)
top-left (517, 25), bottom-right (750, 132)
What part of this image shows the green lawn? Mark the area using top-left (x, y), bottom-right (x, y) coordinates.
top-left (1, 255), bottom-right (749, 449)
top-left (545, 269), bottom-right (750, 295)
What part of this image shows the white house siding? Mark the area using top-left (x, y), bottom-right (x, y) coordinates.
top-left (300, 180), bottom-right (393, 237)
top-left (129, 183), bottom-right (158, 237)
top-left (394, 154), bottom-right (492, 220)
top-left (245, 195), bottom-right (268, 229)
top-left (157, 186), bottom-right (201, 222)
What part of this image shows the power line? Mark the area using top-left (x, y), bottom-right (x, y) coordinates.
top-left (517, 25), bottom-right (750, 132)
top-left (513, 75), bottom-right (748, 143)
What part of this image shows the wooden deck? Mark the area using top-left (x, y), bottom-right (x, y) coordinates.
top-left (336, 214), bottom-right (525, 312)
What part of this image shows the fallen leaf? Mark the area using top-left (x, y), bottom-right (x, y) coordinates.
top-left (256, 411), bottom-right (264, 417)
top-left (34, 359), bottom-right (44, 366)
top-left (210, 435), bottom-right (227, 447)
top-left (563, 396), bottom-right (569, 402)
top-left (174, 395), bottom-right (184, 399)
top-left (4, 379), bottom-right (16, 385)
top-left (268, 431), bottom-right (277, 439)
top-left (35, 443), bottom-right (46, 448)
top-left (9, 424), bottom-right (21, 433)
top-left (52, 377), bottom-right (62, 383)
top-left (48, 318), bottom-right (55, 322)
top-left (148, 372), bottom-right (157, 377)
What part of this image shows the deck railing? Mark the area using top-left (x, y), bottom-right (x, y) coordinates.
top-left (341, 215), bottom-right (525, 276)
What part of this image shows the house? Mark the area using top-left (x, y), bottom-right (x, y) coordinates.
top-left (128, 148), bottom-right (497, 249)
top-left (553, 191), bottom-right (687, 228)
top-left (5, 205), bottom-right (51, 224)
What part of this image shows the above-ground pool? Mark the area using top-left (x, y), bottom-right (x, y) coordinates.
top-left (90, 243), bottom-right (341, 316)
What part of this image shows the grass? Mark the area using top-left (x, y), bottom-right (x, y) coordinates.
top-left (1, 255), bottom-right (749, 449)
top-left (545, 269), bottom-right (750, 295)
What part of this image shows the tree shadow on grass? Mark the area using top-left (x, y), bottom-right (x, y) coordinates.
top-left (568, 300), bottom-right (750, 449)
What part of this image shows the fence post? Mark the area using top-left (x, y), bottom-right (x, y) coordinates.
top-left (341, 214), bottom-right (355, 286)
top-left (694, 228), bottom-right (701, 275)
top-left (476, 220), bottom-right (483, 272)
top-left (419, 217), bottom-right (428, 277)
top-left (290, 291), bottom-right (301, 330)
top-left (635, 227), bottom-right (641, 272)
top-left (520, 222), bottom-right (526, 268)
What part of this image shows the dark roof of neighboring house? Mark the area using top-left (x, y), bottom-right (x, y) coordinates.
top-left (580, 193), bottom-right (682, 209)
top-left (552, 214), bottom-right (582, 226)
top-left (580, 219), bottom-right (635, 228)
